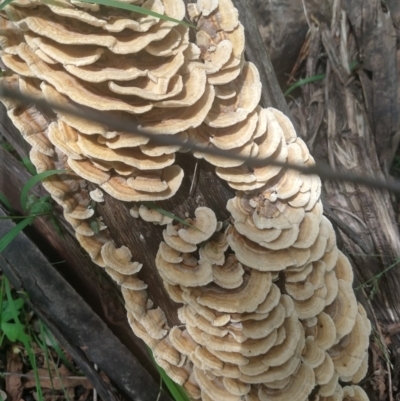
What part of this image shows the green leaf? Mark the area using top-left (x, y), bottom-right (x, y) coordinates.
top-left (2, 298), bottom-right (24, 323)
top-left (4, 277), bottom-right (30, 345)
top-left (28, 196), bottom-right (53, 215)
top-left (3, 277), bottom-right (44, 400)
top-left (20, 170), bottom-right (67, 211)
top-left (0, 192), bottom-right (12, 212)
top-left (26, 194), bottom-right (39, 211)
top-left (0, 0), bottom-right (14, 10)
top-left (79, 0), bottom-right (195, 28)
top-left (1, 322), bottom-right (21, 342)
top-left (0, 216), bottom-right (35, 253)
top-left (141, 201), bottom-right (199, 230)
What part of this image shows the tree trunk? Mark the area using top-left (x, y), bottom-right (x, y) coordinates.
top-left (280, 0), bottom-right (400, 359)
top-left (1, 1), bottom-right (400, 400)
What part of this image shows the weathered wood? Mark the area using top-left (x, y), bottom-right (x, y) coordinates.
top-left (232, 0), bottom-right (291, 115)
top-left (289, 0), bottom-right (400, 344)
top-left (0, 138), bottom-right (157, 378)
top-left (0, 0), bottom-right (296, 335)
top-left (0, 207), bottom-right (173, 401)
top-left (92, 0), bottom-right (299, 328)
top-left (343, 0), bottom-right (400, 170)
top-left (2, 3), bottom-right (398, 400)
top-left (94, 154), bottom-right (234, 327)
top-left (252, 0), bottom-right (332, 87)
top-left (1, 253), bottom-right (118, 401)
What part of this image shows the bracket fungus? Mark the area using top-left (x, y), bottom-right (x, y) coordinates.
top-left (0, 0), bottom-right (371, 400)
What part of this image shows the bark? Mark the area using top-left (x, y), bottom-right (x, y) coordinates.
top-left (0, 206), bottom-right (173, 401)
top-left (231, 0), bottom-right (291, 115)
top-left (0, 127), bottom-right (157, 376)
top-left (1, 1), bottom-right (399, 400)
top-left (252, 0), bottom-right (333, 87)
top-left (0, 0), bottom-right (294, 384)
top-left (287, 0), bottom-right (400, 345)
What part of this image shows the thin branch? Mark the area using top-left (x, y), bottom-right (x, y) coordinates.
top-left (301, 0), bottom-right (311, 28)
top-left (365, 294), bottom-right (394, 401)
top-left (1, 372), bottom-right (89, 380)
top-left (2, 86), bottom-right (400, 194)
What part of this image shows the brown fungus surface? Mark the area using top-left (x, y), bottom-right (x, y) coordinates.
top-left (0, 0), bottom-right (371, 400)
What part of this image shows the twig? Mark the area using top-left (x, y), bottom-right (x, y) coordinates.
top-left (189, 161), bottom-right (199, 197)
top-left (366, 295), bottom-right (394, 401)
top-left (156, 375), bottom-right (162, 401)
top-left (322, 198), bottom-right (373, 254)
top-left (328, 205), bottom-right (369, 229)
top-left (2, 86), bottom-right (400, 194)
top-left (355, 258), bottom-right (400, 290)
top-left (301, 0), bottom-right (311, 28)
top-left (93, 364), bottom-right (98, 401)
top-left (0, 372), bottom-right (89, 380)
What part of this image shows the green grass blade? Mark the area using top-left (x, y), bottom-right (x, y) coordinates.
top-left (20, 170), bottom-right (67, 211)
top-left (157, 367), bottom-right (191, 401)
top-left (26, 337), bottom-right (45, 401)
top-left (37, 323), bottom-right (55, 393)
top-left (284, 74), bottom-right (326, 96)
top-left (141, 201), bottom-right (198, 230)
top-left (0, 216), bottom-right (35, 253)
top-left (21, 157), bottom-right (37, 176)
top-left (80, 0), bottom-right (195, 28)
top-left (0, 192), bottom-right (12, 212)
top-left (356, 257), bottom-right (400, 290)
top-left (47, 349), bottom-right (71, 401)
top-left (0, 0), bottom-right (14, 10)
top-left (284, 61), bottom-right (360, 97)
top-left (49, 215), bottom-right (64, 238)
top-left (34, 337), bottom-right (60, 400)
top-left (0, 214), bottom-right (50, 220)
top-left (349, 60), bottom-right (359, 71)
top-left (0, 277), bottom-right (5, 342)
top-left (1, 141), bottom-right (14, 152)
top-left (148, 348), bottom-right (191, 401)
top-left (43, 324), bottom-right (79, 374)
top-left (29, 196), bottom-right (53, 215)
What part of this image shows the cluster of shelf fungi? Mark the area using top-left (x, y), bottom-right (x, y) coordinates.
top-left (0, 0), bottom-right (371, 400)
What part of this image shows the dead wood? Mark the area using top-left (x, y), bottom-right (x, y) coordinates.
top-left (0, 0), bottom-right (297, 382)
top-left (252, 0), bottom-right (332, 87)
top-left (0, 207), bottom-right (173, 401)
top-left (287, 0), bottom-right (400, 345)
top-left (2, 1), bottom-right (399, 400)
top-left (0, 133), bottom-right (157, 377)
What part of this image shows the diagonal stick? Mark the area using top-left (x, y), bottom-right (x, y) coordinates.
top-left (1, 85), bottom-right (400, 194)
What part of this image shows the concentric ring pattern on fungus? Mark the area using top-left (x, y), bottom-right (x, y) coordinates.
top-left (0, 1), bottom-right (370, 400)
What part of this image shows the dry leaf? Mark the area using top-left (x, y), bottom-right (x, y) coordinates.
top-left (5, 346), bottom-right (24, 401)
top-left (24, 366), bottom-right (93, 391)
